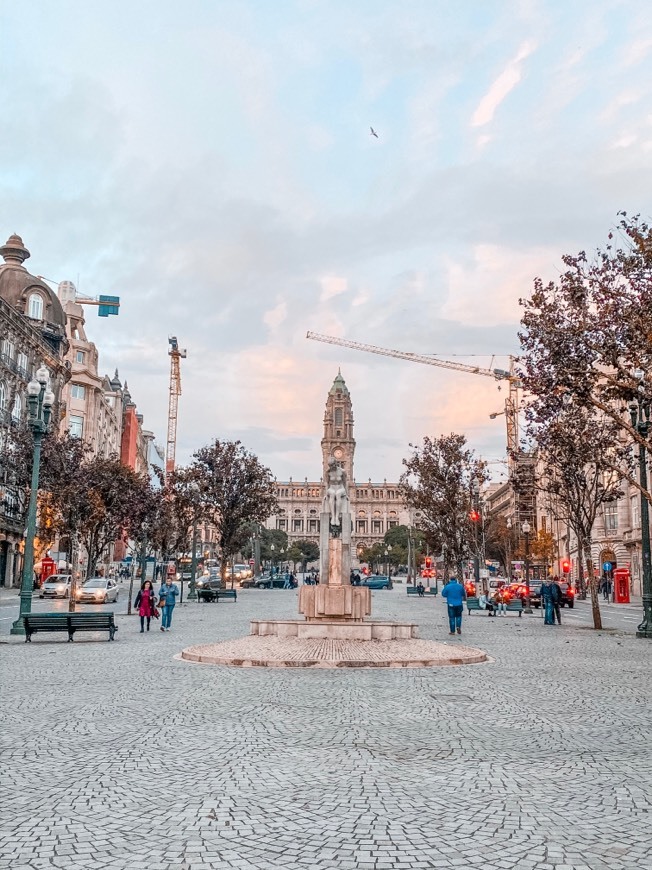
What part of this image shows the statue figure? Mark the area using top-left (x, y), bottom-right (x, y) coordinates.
top-left (324, 457), bottom-right (349, 528)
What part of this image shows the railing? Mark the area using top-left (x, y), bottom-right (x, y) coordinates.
top-left (0, 353), bottom-right (18, 375)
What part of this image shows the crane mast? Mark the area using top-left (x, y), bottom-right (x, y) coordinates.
top-left (166, 336), bottom-right (187, 479)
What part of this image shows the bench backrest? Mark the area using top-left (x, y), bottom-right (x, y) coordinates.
top-left (25, 614), bottom-right (69, 626)
top-left (69, 613), bottom-right (115, 626)
top-left (467, 597), bottom-right (480, 607)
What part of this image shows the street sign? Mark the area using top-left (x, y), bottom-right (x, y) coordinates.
top-left (603, 561), bottom-right (612, 572)
top-left (98, 295), bottom-right (120, 317)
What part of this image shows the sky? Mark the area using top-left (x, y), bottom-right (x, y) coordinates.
top-left (2, 0), bottom-right (652, 485)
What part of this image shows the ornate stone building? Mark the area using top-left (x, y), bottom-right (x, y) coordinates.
top-left (0, 234), bottom-right (70, 586)
top-left (265, 372), bottom-right (418, 564)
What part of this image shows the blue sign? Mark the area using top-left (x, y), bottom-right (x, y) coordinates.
top-left (603, 561), bottom-right (612, 572)
top-left (98, 295), bottom-right (120, 317)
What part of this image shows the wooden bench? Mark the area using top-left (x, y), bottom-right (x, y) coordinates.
top-left (493, 599), bottom-right (523, 617)
top-left (24, 612), bottom-right (118, 642)
top-left (467, 597), bottom-right (482, 614)
top-left (407, 587), bottom-right (437, 597)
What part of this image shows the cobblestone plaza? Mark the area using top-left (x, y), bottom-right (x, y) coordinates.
top-left (2, 589), bottom-right (652, 870)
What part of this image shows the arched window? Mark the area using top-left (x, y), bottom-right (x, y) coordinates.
top-left (0, 382), bottom-right (5, 410)
top-left (28, 293), bottom-right (44, 320)
top-left (12, 393), bottom-right (22, 422)
top-left (334, 407), bottom-right (343, 426)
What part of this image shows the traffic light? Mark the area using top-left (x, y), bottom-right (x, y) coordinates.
top-left (561, 559), bottom-right (571, 573)
top-left (469, 509), bottom-right (480, 522)
top-left (425, 557), bottom-right (432, 570)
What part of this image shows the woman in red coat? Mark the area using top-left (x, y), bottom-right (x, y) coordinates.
top-left (134, 580), bottom-right (156, 632)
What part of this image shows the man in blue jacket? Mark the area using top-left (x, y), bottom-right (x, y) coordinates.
top-left (159, 575), bottom-right (180, 632)
top-left (442, 577), bottom-right (466, 636)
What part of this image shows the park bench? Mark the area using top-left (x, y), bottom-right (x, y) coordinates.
top-left (23, 612), bottom-right (118, 642)
top-left (467, 597), bottom-right (523, 617)
top-left (217, 589), bottom-right (237, 603)
top-left (467, 597), bottom-right (482, 614)
top-left (198, 588), bottom-right (237, 603)
top-left (407, 587), bottom-right (438, 597)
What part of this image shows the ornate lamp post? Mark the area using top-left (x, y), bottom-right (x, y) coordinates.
top-left (385, 545), bottom-right (392, 582)
top-left (11, 366), bottom-right (54, 636)
top-left (629, 397), bottom-right (652, 639)
top-left (522, 520), bottom-right (533, 614)
top-left (269, 543), bottom-right (275, 588)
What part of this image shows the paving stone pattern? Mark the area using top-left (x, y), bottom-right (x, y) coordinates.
top-left (1, 589), bottom-right (652, 870)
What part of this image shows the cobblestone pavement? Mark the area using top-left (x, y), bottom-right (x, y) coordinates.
top-left (2, 588), bottom-right (652, 870)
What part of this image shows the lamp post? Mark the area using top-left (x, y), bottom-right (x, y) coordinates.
top-left (471, 479), bottom-right (481, 594)
top-left (187, 482), bottom-right (201, 601)
top-left (270, 543), bottom-right (275, 588)
top-left (629, 397), bottom-right (652, 639)
top-left (385, 545), bottom-right (392, 582)
top-left (522, 520), bottom-right (532, 614)
top-left (11, 366), bottom-right (54, 636)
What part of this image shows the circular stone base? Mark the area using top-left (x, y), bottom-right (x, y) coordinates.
top-left (180, 635), bottom-right (487, 669)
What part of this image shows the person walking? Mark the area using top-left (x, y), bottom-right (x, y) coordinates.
top-left (158, 575), bottom-right (180, 632)
top-left (602, 576), bottom-right (612, 601)
top-left (134, 579), bottom-right (156, 633)
top-left (540, 579), bottom-right (557, 625)
top-left (552, 576), bottom-right (563, 625)
top-left (442, 576), bottom-right (466, 635)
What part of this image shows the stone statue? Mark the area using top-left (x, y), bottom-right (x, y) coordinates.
top-left (324, 457), bottom-right (349, 528)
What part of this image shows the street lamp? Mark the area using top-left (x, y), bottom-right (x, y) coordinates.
top-left (270, 543), bottom-right (275, 588)
top-left (187, 482), bottom-right (201, 602)
top-left (629, 397), bottom-right (652, 638)
top-left (385, 545), bottom-right (392, 581)
top-left (11, 366), bottom-right (54, 635)
top-left (471, 479), bottom-right (481, 593)
top-left (522, 520), bottom-right (533, 614)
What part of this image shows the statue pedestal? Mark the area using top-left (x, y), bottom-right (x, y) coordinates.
top-left (298, 584), bottom-right (371, 622)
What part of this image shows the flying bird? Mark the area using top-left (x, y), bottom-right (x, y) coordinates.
top-left (370, 126), bottom-right (379, 138)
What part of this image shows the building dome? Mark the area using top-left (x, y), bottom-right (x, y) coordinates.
top-left (0, 233), bottom-right (66, 328)
top-left (329, 369), bottom-right (350, 396)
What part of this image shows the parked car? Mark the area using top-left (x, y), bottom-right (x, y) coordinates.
top-left (75, 577), bottom-right (120, 604)
top-left (39, 574), bottom-right (72, 599)
top-left (557, 582), bottom-right (575, 608)
top-left (504, 582), bottom-right (542, 607)
top-left (361, 575), bottom-right (392, 590)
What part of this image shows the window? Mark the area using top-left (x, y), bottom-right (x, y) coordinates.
top-left (1, 339), bottom-right (14, 360)
top-left (372, 520), bottom-right (383, 534)
top-left (75, 350), bottom-right (86, 364)
top-left (69, 415), bottom-right (84, 438)
top-left (16, 352), bottom-right (28, 375)
top-left (308, 519), bottom-right (319, 532)
top-left (356, 520), bottom-right (368, 533)
top-left (631, 496), bottom-right (640, 528)
top-left (604, 503), bottom-right (618, 531)
top-left (0, 381), bottom-right (5, 411)
top-left (277, 519), bottom-right (287, 531)
top-left (28, 293), bottom-right (44, 319)
top-left (12, 393), bottom-right (22, 422)
top-left (540, 516), bottom-right (547, 532)
top-left (335, 407), bottom-right (343, 426)
top-left (388, 520), bottom-right (398, 529)
top-left (293, 519), bottom-right (303, 532)
top-left (70, 383), bottom-right (86, 400)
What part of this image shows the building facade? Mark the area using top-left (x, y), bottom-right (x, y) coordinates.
top-left (0, 234), bottom-right (70, 586)
top-left (265, 372), bottom-right (418, 564)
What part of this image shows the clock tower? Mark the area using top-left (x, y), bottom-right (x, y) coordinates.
top-left (321, 370), bottom-right (355, 483)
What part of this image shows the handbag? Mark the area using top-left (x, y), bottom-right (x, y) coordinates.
top-left (152, 606), bottom-right (160, 619)
top-left (158, 595), bottom-right (166, 608)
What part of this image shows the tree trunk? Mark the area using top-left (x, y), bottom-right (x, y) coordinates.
top-left (68, 532), bottom-right (80, 613)
top-left (586, 554), bottom-right (602, 630)
top-left (577, 540), bottom-right (587, 600)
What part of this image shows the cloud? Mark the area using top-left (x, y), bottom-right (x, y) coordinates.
top-left (471, 39), bottom-right (537, 127)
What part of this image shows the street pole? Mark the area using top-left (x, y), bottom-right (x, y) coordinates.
top-left (630, 398), bottom-right (652, 638)
top-left (522, 520), bottom-right (532, 614)
top-left (11, 369), bottom-right (54, 636)
top-left (472, 481), bottom-right (480, 594)
top-left (254, 526), bottom-right (261, 577)
top-left (188, 519), bottom-right (198, 601)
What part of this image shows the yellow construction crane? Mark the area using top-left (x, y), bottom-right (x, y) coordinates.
top-left (166, 336), bottom-right (187, 479)
top-left (306, 331), bottom-right (520, 455)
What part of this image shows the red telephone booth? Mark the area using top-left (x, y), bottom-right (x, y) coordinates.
top-left (41, 556), bottom-right (57, 583)
top-left (613, 568), bottom-right (630, 604)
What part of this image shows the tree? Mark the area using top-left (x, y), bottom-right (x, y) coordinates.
top-left (191, 440), bottom-right (277, 584)
top-left (526, 405), bottom-right (627, 629)
top-left (519, 213), bottom-right (652, 499)
top-left (400, 434), bottom-right (487, 580)
top-left (484, 515), bottom-right (518, 578)
top-left (293, 539), bottom-right (319, 571)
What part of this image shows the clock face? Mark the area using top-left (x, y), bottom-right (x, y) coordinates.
top-left (333, 447), bottom-right (343, 459)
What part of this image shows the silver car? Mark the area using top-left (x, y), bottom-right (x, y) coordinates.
top-left (39, 574), bottom-right (72, 599)
top-left (76, 577), bottom-right (120, 604)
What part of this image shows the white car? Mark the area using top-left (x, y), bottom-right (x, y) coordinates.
top-left (39, 574), bottom-right (72, 599)
top-left (76, 577), bottom-right (120, 604)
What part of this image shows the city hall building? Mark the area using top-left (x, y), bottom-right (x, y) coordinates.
top-left (265, 372), bottom-right (419, 562)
